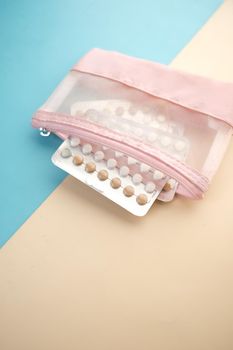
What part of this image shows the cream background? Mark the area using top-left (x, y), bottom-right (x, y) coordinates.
top-left (1, 2), bottom-right (233, 349)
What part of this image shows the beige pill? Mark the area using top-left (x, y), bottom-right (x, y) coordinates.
top-left (98, 169), bottom-right (108, 181)
top-left (142, 105), bottom-right (151, 114)
top-left (136, 194), bottom-right (148, 205)
top-left (163, 182), bottom-right (172, 192)
top-left (115, 106), bottom-right (124, 116)
top-left (110, 177), bottom-right (121, 189)
top-left (73, 154), bottom-right (83, 166)
top-left (123, 185), bottom-right (135, 197)
top-left (128, 105), bottom-right (137, 115)
top-left (85, 162), bottom-right (96, 173)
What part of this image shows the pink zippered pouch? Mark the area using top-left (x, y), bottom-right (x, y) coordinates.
top-left (32, 48), bottom-right (233, 200)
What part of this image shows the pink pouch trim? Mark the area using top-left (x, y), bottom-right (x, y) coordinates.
top-left (72, 48), bottom-right (233, 129)
top-left (32, 109), bottom-right (209, 199)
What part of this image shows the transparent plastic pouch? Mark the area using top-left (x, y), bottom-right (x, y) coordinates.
top-left (32, 48), bottom-right (233, 200)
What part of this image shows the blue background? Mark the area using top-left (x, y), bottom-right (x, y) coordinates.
top-left (0, 0), bottom-right (222, 246)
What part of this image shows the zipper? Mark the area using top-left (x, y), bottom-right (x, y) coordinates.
top-left (32, 110), bottom-right (209, 199)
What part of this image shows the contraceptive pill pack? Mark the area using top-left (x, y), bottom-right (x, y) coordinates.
top-left (32, 48), bottom-right (233, 216)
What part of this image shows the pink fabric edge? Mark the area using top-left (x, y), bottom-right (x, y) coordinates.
top-left (72, 48), bottom-right (233, 129)
top-left (32, 110), bottom-right (209, 199)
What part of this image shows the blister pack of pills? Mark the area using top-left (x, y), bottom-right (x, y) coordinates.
top-left (32, 48), bottom-right (233, 214)
top-left (69, 99), bottom-right (190, 203)
top-left (52, 137), bottom-right (169, 216)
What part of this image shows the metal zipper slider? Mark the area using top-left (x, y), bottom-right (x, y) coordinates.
top-left (39, 127), bottom-right (51, 137)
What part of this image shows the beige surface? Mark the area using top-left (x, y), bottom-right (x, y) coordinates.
top-left (1, 2), bottom-right (233, 350)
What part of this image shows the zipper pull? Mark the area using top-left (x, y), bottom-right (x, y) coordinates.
top-left (39, 127), bottom-right (51, 137)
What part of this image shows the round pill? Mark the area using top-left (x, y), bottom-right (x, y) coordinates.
top-left (115, 106), bottom-right (124, 116)
top-left (134, 128), bottom-right (144, 137)
top-left (175, 140), bottom-right (186, 151)
top-left (98, 169), bottom-right (108, 181)
top-left (153, 170), bottom-right (164, 180)
top-left (160, 123), bottom-right (168, 132)
top-left (94, 151), bottom-right (104, 162)
top-left (127, 157), bottom-right (137, 165)
top-left (107, 158), bottom-right (117, 169)
top-left (123, 185), bottom-right (135, 197)
top-left (140, 163), bottom-right (151, 173)
top-left (145, 182), bottom-right (156, 193)
top-left (101, 120), bottom-right (110, 128)
top-left (74, 110), bottom-right (83, 117)
top-left (174, 153), bottom-right (183, 161)
top-left (160, 136), bottom-right (172, 147)
top-left (115, 151), bottom-right (123, 158)
top-left (132, 173), bottom-right (142, 185)
top-left (85, 162), bottom-right (96, 173)
top-left (122, 123), bottom-right (130, 132)
top-left (157, 114), bottom-right (166, 122)
top-left (136, 194), bottom-right (148, 205)
top-left (85, 109), bottom-right (99, 121)
top-left (82, 144), bottom-right (92, 155)
top-left (143, 114), bottom-right (152, 123)
top-left (147, 132), bottom-right (158, 143)
top-left (69, 137), bottom-right (80, 147)
top-left (128, 105), bottom-right (137, 115)
top-left (136, 114), bottom-right (144, 123)
top-left (142, 105), bottom-right (151, 114)
top-left (102, 108), bottom-right (111, 117)
top-left (110, 177), bottom-right (121, 189)
top-left (151, 120), bottom-right (159, 128)
top-left (163, 182), bottom-right (172, 192)
top-left (73, 154), bottom-right (83, 166)
top-left (119, 166), bottom-right (130, 177)
top-left (61, 148), bottom-right (71, 158)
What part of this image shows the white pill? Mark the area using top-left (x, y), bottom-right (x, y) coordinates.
top-left (119, 166), bottom-right (129, 177)
top-left (160, 136), bottom-right (172, 147)
top-left (102, 108), bottom-right (111, 117)
top-left (128, 105), bottom-right (137, 115)
top-left (115, 151), bottom-right (123, 158)
top-left (140, 163), bottom-right (151, 173)
top-left (69, 137), bottom-right (80, 147)
top-left (153, 170), bottom-right (164, 180)
top-left (173, 153), bottom-right (183, 161)
top-left (151, 120), bottom-right (159, 128)
top-left (82, 144), bottom-right (92, 155)
top-left (122, 123), bottom-right (130, 132)
top-left (61, 148), bottom-right (71, 158)
top-left (143, 114), bottom-right (152, 123)
top-left (132, 173), bottom-right (142, 185)
top-left (145, 182), bottom-right (156, 193)
top-left (160, 123), bottom-right (168, 132)
top-left (74, 109), bottom-right (83, 117)
top-left (85, 109), bottom-right (99, 121)
top-left (175, 140), bottom-right (186, 151)
top-left (157, 114), bottom-right (166, 122)
top-left (142, 105), bottom-right (151, 114)
top-left (94, 151), bottom-right (104, 162)
top-left (136, 114), bottom-right (144, 123)
top-left (128, 157), bottom-right (137, 165)
top-left (167, 126), bottom-right (174, 134)
top-left (147, 132), bottom-right (158, 143)
top-left (107, 158), bottom-right (117, 169)
top-left (115, 106), bottom-right (124, 116)
top-left (102, 120), bottom-right (110, 128)
top-left (134, 128), bottom-right (144, 137)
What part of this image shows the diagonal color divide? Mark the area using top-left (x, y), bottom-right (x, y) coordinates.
top-left (0, 0), bottom-right (222, 246)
